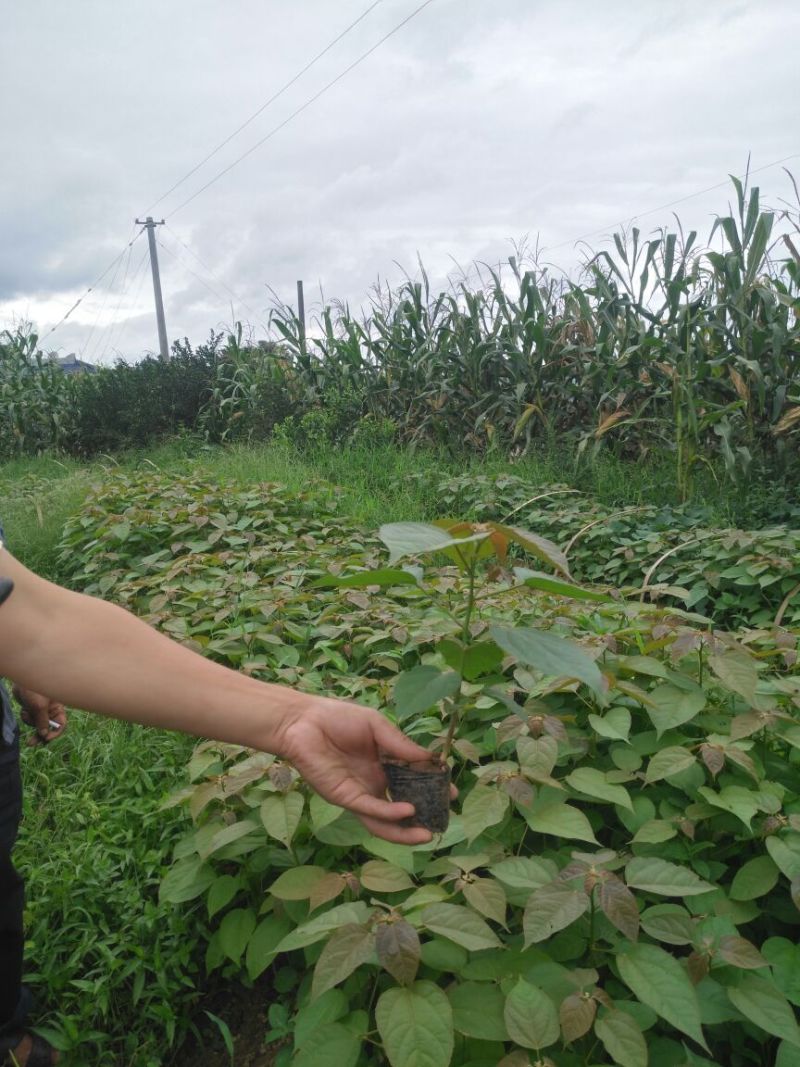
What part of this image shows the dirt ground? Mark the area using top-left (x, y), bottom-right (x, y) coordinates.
top-left (169, 978), bottom-right (287, 1067)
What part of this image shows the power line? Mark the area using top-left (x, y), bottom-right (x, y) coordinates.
top-left (144, 1), bottom-right (384, 215)
top-left (164, 222), bottom-right (261, 319)
top-left (93, 240), bottom-right (144, 364)
top-left (38, 228), bottom-right (145, 348)
top-left (539, 152), bottom-right (800, 256)
top-left (448, 153), bottom-right (800, 293)
top-left (80, 230), bottom-right (136, 362)
top-left (101, 246), bottom-right (152, 362)
top-left (168, 0), bottom-right (438, 218)
top-left (156, 234), bottom-right (235, 309)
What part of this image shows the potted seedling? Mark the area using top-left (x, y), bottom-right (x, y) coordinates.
top-left (320, 518), bottom-right (606, 832)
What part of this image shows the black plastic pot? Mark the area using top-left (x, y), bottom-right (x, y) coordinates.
top-left (382, 758), bottom-right (451, 833)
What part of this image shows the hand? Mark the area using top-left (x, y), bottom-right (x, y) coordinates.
top-left (276, 696), bottom-right (452, 845)
top-left (12, 686), bottom-right (67, 746)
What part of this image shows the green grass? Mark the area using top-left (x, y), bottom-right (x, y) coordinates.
top-left (0, 437), bottom-right (791, 582)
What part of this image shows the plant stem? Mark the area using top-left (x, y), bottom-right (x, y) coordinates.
top-left (462, 559), bottom-right (478, 641)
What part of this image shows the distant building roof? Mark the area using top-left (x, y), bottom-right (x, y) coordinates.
top-left (55, 354), bottom-right (98, 374)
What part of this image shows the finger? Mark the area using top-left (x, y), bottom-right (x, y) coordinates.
top-left (356, 813), bottom-right (433, 845)
top-left (26, 732), bottom-right (42, 748)
top-left (373, 716), bottom-right (435, 764)
top-left (346, 791), bottom-right (419, 824)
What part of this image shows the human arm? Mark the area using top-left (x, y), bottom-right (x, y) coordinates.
top-left (0, 548), bottom-right (436, 843)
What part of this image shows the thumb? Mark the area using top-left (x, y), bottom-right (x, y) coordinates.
top-left (373, 715), bottom-right (433, 764)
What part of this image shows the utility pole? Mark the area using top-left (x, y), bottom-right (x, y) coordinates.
top-left (135, 216), bottom-right (169, 360)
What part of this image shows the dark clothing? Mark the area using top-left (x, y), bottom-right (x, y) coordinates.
top-left (0, 515), bottom-right (24, 1033)
top-left (0, 726), bottom-right (23, 1033)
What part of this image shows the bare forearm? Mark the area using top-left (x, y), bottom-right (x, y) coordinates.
top-left (0, 552), bottom-right (303, 752)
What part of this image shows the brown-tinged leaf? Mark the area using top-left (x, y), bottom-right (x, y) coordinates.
top-left (718, 935), bottom-right (769, 970)
top-left (598, 874), bottom-right (640, 941)
top-left (311, 924), bottom-right (376, 1000)
top-left (309, 873), bottom-right (348, 913)
top-left (700, 744), bottom-right (726, 779)
top-left (501, 775), bottom-right (535, 807)
top-left (495, 716), bottom-right (526, 744)
top-left (453, 738), bottom-right (481, 763)
top-left (462, 876), bottom-right (507, 926)
top-left (375, 919), bottom-right (421, 986)
top-left (559, 992), bottom-right (596, 1043)
top-left (730, 711), bottom-right (765, 741)
top-left (497, 1054), bottom-right (531, 1067)
top-left (687, 951), bottom-right (710, 985)
top-left (268, 763), bottom-right (295, 792)
top-left (543, 716), bottom-right (568, 742)
top-left (523, 881), bottom-right (590, 945)
top-left (725, 746), bottom-right (759, 780)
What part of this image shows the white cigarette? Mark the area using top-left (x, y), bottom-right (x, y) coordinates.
top-left (48, 720), bottom-right (62, 731)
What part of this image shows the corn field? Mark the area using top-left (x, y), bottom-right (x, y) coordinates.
top-left (2, 178), bottom-right (799, 494)
top-left (269, 178), bottom-right (800, 497)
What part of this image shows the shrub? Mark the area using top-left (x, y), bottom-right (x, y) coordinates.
top-left (57, 472), bottom-right (800, 1066)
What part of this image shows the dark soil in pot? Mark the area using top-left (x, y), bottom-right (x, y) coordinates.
top-left (382, 758), bottom-right (451, 833)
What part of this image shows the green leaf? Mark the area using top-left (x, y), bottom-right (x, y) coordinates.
top-left (490, 625), bottom-right (604, 695)
top-left (640, 904), bottom-right (695, 946)
top-left (376, 981), bottom-right (455, 1067)
top-left (631, 820), bottom-right (678, 845)
top-left (625, 857), bottom-right (714, 897)
top-left (462, 877), bottom-right (507, 926)
top-left (393, 665), bottom-right (461, 721)
top-left (461, 786), bottom-right (510, 841)
top-left (420, 903), bottom-right (502, 951)
top-left (448, 982), bottom-right (509, 1041)
top-left (523, 881), bottom-right (590, 945)
top-left (763, 938), bottom-right (800, 1008)
top-left (518, 569), bottom-right (609, 601)
top-left (708, 652), bottom-right (759, 703)
top-left (730, 855), bottom-right (780, 900)
top-left (595, 1009), bottom-right (648, 1067)
top-left (697, 785), bottom-right (759, 829)
top-left (311, 924), bottom-right (376, 1000)
top-left (439, 638), bottom-right (504, 681)
top-left (777, 1040), bottom-right (800, 1067)
top-left (293, 1021), bottom-right (362, 1067)
top-left (503, 978), bottom-right (560, 1050)
top-left (644, 746), bottom-right (697, 783)
top-left (588, 706), bottom-right (631, 742)
top-left (159, 855), bottom-right (216, 904)
top-left (276, 902), bottom-right (370, 953)
top-left (270, 866), bottom-right (327, 900)
top-left (218, 908), bottom-right (256, 964)
top-left (727, 975), bottom-right (800, 1046)
top-left (294, 989), bottom-right (348, 1049)
top-left (313, 568), bottom-right (418, 589)
top-left (245, 915), bottom-right (292, 980)
top-left (491, 856), bottom-right (557, 891)
top-left (260, 792), bottom-right (304, 847)
top-left (523, 797), bottom-right (599, 845)
top-left (565, 767), bottom-right (633, 810)
top-left (360, 860), bottom-right (415, 893)
top-left (494, 525), bottom-right (570, 576)
top-left (376, 919), bottom-right (421, 986)
top-left (208, 874), bottom-right (240, 919)
top-left (646, 684), bottom-right (707, 737)
top-left (379, 522), bottom-right (489, 563)
top-left (617, 942), bottom-right (707, 1050)
top-left (766, 835), bottom-right (800, 879)
top-left (517, 736), bottom-right (559, 781)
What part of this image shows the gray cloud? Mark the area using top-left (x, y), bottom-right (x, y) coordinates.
top-left (1, 0), bottom-right (798, 363)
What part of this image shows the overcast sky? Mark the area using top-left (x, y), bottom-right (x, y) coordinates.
top-left (1, 0), bottom-right (798, 363)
